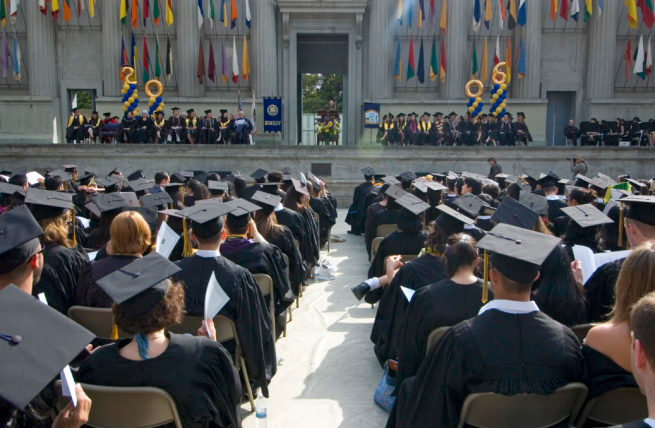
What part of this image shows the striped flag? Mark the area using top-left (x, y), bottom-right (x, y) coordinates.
top-left (131, 33), bottom-right (138, 70)
top-left (231, 36), bottom-right (238, 83)
top-left (407, 36), bottom-right (415, 80)
top-left (518, 36), bottom-right (525, 78)
top-left (120, 0), bottom-right (127, 25)
top-left (550, 0), bottom-right (557, 21)
top-left (242, 35), bottom-right (249, 81)
top-left (635, 35), bottom-right (646, 79)
top-left (429, 36), bottom-right (437, 81)
top-left (584, 0), bottom-right (592, 22)
top-left (419, 0), bottom-right (425, 28)
top-left (507, 0), bottom-right (517, 29)
top-left (484, 0), bottom-right (492, 29)
top-left (52, 0), bottom-right (59, 19)
top-left (209, 0), bottom-right (214, 26)
top-left (230, 0), bottom-right (237, 29)
top-left (571, 0), bottom-right (580, 21)
top-left (439, 36), bottom-right (446, 82)
top-left (120, 35), bottom-right (128, 72)
top-left (1, 0), bottom-right (6, 26)
top-left (473, 0), bottom-right (481, 32)
top-left (517, 0), bottom-right (526, 26)
top-left (142, 0), bottom-right (148, 25)
top-left (12, 33), bottom-right (20, 81)
top-left (10, 0), bottom-right (19, 24)
top-left (471, 34), bottom-right (479, 79)
top-left (63, 0), bottom-right (71, 21)
top-left (428, 0), bottom-right (435, 27)
top-left (397, 0), bottom-right (402, 25)
top-left (647, 35), bottom-right (653, 76)
top-left (394, 38), bottom-right (402, 81)
top-left (221, 37), bottom-right (227, 82)
top-left (142, 36), bottom-right (149, 82)
top-left (498, 0), bottom-right (505, 29)
top-left (638, 0), bottom-right (655, 28)
top-left (197, 0), bottom-right (203, 29)
top-left (245, 0), bottom-right (251, 28)
top-left (165, 35), bottom-right (173, 80)
top-left (131, 0), bottom-right (137, 29)
top-left (440, 0), bottom-right (447, 33)
top-left (153, 0), bottom-right (160, 25)
top-left (40, 0), bottom-right (47, 15)
top-left (626, 0), bottom-right (637, 28)
top-left (220, 0), bottom-right (227, 27)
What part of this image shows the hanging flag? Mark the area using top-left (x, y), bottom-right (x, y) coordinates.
top-left (518, 36), bottom-right (525, 78)
top-left (428, 0), bottom-right (435, 27)
top-left (63, 0), bottom-right (71, 21)
top-left (507, 0), bottom-right (517, 29)
top-left (209, 0), bottom-right (214, 27)
top-left (165, 0), bottom-right (173, 25)
top-left (120, 0), bottom-right (127, 25)
top-left (417, 37), bottom-right (425, 83)
top-left (40, 0), bottom-right (47, 15)
top-left (394, 38), bottom-right (402, 81)
top-left (220, 0), bottom-right (227, 27)
top-left (624, 36), bottom-right (633, 81)
top-left (131, 33), bottom-right (138, 70)
top-left (550, 0), bottom-right (558, 21)
top-left (71, 92), bottom-right (77, 109)
top-left (635, 35), bottom-right (646, 79)
top-left (120, 35), bottom-right (128, 73)
top-left (12, 33), bottom-right (20, 81)
top-left (231, 36), bottom-right (239, 83)
top-left (142, 0), bottom-right (148, 25)
top-left (10, 0), bottom-right (19, 24)
top-left (397, 0), bottom-right (403, 25)
top-left (408, 0), bottom-right (413, 29)
top-left (153, 0), bottom-right (160, 25)
top-left (560, 0), bottom-right (568, 20)
top-left (584, 0), bottom-right (592, 22)
top-left (505, 34), bottom-right (512, 84)
top-left (142, 36), bottom-right (149, 82)
top-left (598, 0), bottom-right (603, 15)
top-left (89, 0), bottom-right (96, 18)
top-left (242, 35), bottom-right (249, 81)
top-left (473, 0), bottom-right (481, 32)
top-left (251, 91), bottom-right (256, 134)
top-left (131, 0), bottom-right (138, 29)
top-left (647, 35), bottom-right (653, 76)
top-left (407, 36), bottom-right (415, 80)
top-left (208, 39), bottom-right (216, 82)
top-left (440, 0), bottom-right (447, 32)
top-left (197, 39), bottom-right (205, 84)
top-left (439, 36), bottom-right (446, 82)
top-left (493, 34), bottom-right (500, 66)
top-left (499, 0), bottom-right (505, 29)
top-left (78, 0), bottom-right (83, 18)
top-left (481, 36), bottom-right (489, 83)
top-left (571, 0), bottom-right (580, 21)
top-left (418, 0), bottom-right (424, 28)
top-left (471, 34), bottom-right (479, 79)
top-left (197, 0), bottom-right (203, 29)
top-left (517, 0), bottom-right (526, 26)
top-left (165, 35), bottom-right (173, 80)
top-left (1, 32), bottom-right (7, 78)
top-left (155, 35), bottom-right (162, 78)
top-left (221, 37), bottom-right (227, 82)
top-left (626, 0), bottom-right (637, 29)
top-left (1, 0), bottom-right (7, 25)
top-left (230, 0), bottom-right (237, 29)
top-left (638, 0), bottom-right (655, 29)
top-left (484, 0), bottom-right (492, 29)
top-left (244, 0), bottom-right (250, 28)
top-left (52, 0), bottom-right (59, 19)
top-left (429, 36), bottom-right (437, 81)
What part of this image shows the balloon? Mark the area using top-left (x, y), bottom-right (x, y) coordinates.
top-left (121, 89), bottom-right (127, 95)
top-left (123, 101), bottom-right (130, 107)
top-left (160, 102), bottom-right (165, 108)
top-left (468, 106), bottom-right (475, 113)
top-left (156, 97), bottom-right (162, 102)
top-left (496, 107), bottom-right (502, 113)
top-left (473, 102), bottom-right (479, 108)
top-left (127, 97), bottom-right (134, 104)
top-left (497, 88), bottom-right (504, 95)
top-left (130, 84), bottom-right (137, 89)
top-left (492, 94), bottom-right (499, 100)
top-left (149, 97), bottom-right (156, 103)
top-left (500, 83), bottom-right (507, 90)
top-left (476, 97), bottom-right (482, 103)
top-left (493, 84), bottom-right (500, 91)
top-left (123, 83), bottom-right (129, 90)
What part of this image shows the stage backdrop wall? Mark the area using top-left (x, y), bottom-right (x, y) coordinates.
top-left (2, 145), bottom-right (654, 207)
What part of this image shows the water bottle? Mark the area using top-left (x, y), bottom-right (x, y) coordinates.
top-left (314, 267), bottom-right (319, 282)
top-left (255, 395), bottom-right (268, 427)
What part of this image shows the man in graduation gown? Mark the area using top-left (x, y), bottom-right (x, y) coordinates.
top-left (132, 110), bottom-right (152, 144)
top-left (66, 108), bottom-right (88, 144)
top-left (185, 109), bottom-right (200, 144)
top-left (200, 109), bottom-right (219, 144)
top-left (431, 112), bottom-right (445, 146)
top-left (514, 112), bottom-right (533, 145)
top-left (416, 113), bottom-right (434, 146)
top-left (217, 109), bottom-right (231, 144)
top-left (443, 112), bottom-right (461, 146)
top-left (458, 113), bottom-right (478, 146)
top-left (585, 196), bottom-right (655, 322)
top-left (308, 176), bottom-right (338, 248)
top-left (387, 224), bottom-right (584, 428)
top-left (172, 202), bottom-right (277, 398)
top-left (165, 107), bottom-right (184, 143)
top-left (230, 111), bottom-right (254, 145)
top-left (346, 167), bottom-right (376, 235)
top-left (499, 112), bottom-right (516, 146)
top-left (536, 173), bottom-right (568, 223)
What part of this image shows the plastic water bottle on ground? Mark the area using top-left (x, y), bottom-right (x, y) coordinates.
top-left (255, 395), bottom-right (268, 427)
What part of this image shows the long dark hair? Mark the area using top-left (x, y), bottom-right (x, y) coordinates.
top-left (532, 245), bottom-right (586, 326)
top-left (253, 210), bottom-right (286, 241)
top-left (444, 234), bottom-right (478, 278)
top-left (90, 208), bottom-right (122, 250)
top-left (186, 179), bottom-right (210, 201)
top-left (283, 186), bottom-right (307, 213)
top-left (234, 177), bottom-right (247, 199)
top-left (424, 221), bottom-right (448, 255)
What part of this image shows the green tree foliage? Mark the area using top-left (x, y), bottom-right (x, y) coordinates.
top-left (302, 74), bottom-right (343, 113)
top-left (76, 90), bottom-right (94, 110)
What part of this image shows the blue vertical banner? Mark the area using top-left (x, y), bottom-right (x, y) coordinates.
top-left (263, 97), bottom-right (282, 133)
top-left (364, 102), bottom-right (381, 129)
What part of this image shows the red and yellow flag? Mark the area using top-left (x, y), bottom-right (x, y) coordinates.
top-left (63, 0), bottom-right (71, 21)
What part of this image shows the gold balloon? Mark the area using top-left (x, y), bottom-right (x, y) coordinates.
top-left (475, 97), bottom-right (482, 103)
top-left (492, 62), bottom-right (507, 85)
top-left (123, 101), bottom-right (130, 107)
top-left (500, 83), bottom-right (507, 90)
top-left (128, 97), bottom-right (135, 104)
top-left (465, 80), bottom-right (484, 98)
top-left (145, 79), bottom-right (164, 98)
top-left (122, 106), bottom-right (128, 111)
top-left (468, 106), bottom-right (475, 113)
top-left (121, 66), bottom-right (136, 85)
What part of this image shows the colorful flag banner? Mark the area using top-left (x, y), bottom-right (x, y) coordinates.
top-left (230, 0), bottom-right (237, 29)
top-left (647, 35), bottom-right (653, 76)
top-left (638, 0), bottom-right (655, 28)
top-left (394, 38), bottom-right (402, 81)
top-left (197, 39), bottom-right (205, 84)
top-left (142, 0), bottom-right (148, 25)
top-left (242, 35), bottom-right (249, 81)
top-left (9, 0), bottom-right (18, 24)
top-left (429, 36), bottom-right (437, 81)
top-left (155, 34), bottom-right (161, 78)
top-left (220, 0), bottom-right (227, 27)
top-left (499, 0), bottom-right (505, 28)
top-left (89, 0), bottom-right (96, 18)
top-left (408, 0), bottom-right (413, 28)
top-left (131, 0), bottom-right (138, 29)
top-left (407, 36), bottom-right (415, 80)
top-left (142, 36), bottom-right (149, 82)
top-left (571, 0), bottom-right (580, 21)
top-left (208, 39), bottom-right (215, 82)
top-left (505, 34), bottom-right (512, 84)
top-left (484, 0), bottom-right (492, 29)
top-left (507, 0), bottom-right (517, 29)
top-left (12, 33), bottom-right (20, 81)
top-left (153, 0), bottom-right (160, 25)
top-left (473, 0), bottom-right (481, 32)
top-left (481, 36), bottom-right (489, 83)
top-left (197, 0), bottom-right (203, 29)
top-left (471, 34), bottom-right (479, 79)
top-left (397, 0), bottom-right (403, 24)
top-left (635, 34), bottom-right (646, 79)
top-left (419, 0), bottom-right (424, 28)
top-left (63, 0), bottom-right (71, 21)
top-left (440, 37), bottom-right (446, 82)
top-left (417, 37), bottom-right (425, 83)
top-left (52, 0), bottom-right (59, 19)
top-left (165, 35), bottom-right (173, 80)
top-left (120, 0), bottom-right (127, 25)
top-left (517, 0), bottom-right (526, 26)
top-left (165, 0), bottom-right (173, 25)
top-left (428, 0), bottom-right (435, 27)
top-left (231, 36), bottom-right (238, 83)
top-left (560, 0), bottom-right (569, 20)
top-left (584, 0), bottom-right (592, 22)
top-left (1, 0), bottom-right (8, 26)
top-left (626, 0), bottom-right (637, 29)
top-left (518, 36), bottom-right (525, 78)
top-left (550, 0), bottom-right (558, 21)
top-left (131, 33), bottom-right (137, 69)
top-left (245, 0), bottom-right (250, 28)
top-left (221, 38), bottom-right (227, 82)
top-left (440, 0), bottom-right (447, 32)
top-left (209, 0), bottom-right (214, 26)
top-left (624, 36), bottom-right (633, 81)
top-left (493, 34), bottom-right (500, 66)
top-left (40, 0), bottom-right (47, 15)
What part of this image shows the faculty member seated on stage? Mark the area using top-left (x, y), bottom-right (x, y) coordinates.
top-left (132, 110), bottom-right (152, 144)
top-left (166, 107), bottom-right (184, 143)
top-left (230, 111), bottom-right (254, 144)
top-left (564, 119), bottom-right (580, 146)
top-left (201, 109), bottom-right (219, 144)
top-left (66, 107), bottom-right (88, 144)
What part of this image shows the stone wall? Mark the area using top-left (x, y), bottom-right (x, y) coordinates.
top-left (2, 145), bottom-right (654, 207)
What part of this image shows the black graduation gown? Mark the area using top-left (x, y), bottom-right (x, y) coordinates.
top-left (395, 279), bottom-right (491, 389)
top-left (513, 121), bottom-right (533, 143)
top-left (300, 208), bottom-right (321, 266)
top-left (365, 209), bottom-right (400, 256)
top-left (132, 117), bottom-right (152, 144)
top-left (354, 186), bottom-right (381, 236)
top-left (173, 255), bottom-right (276, 398)
top-left (32, 243), bottom-right (89, 315)
top-left (78, 333), bottom-right (242, 428)
top-left (609, 421), bottom-right (650, 428)
top-left (585, 258), bottom-right (626, 323)
top-left (309, 194), bottom-right (338, 248)
top-left (582, 345), bottom-right (637, 400)
top-left (369, 254), bottom-right (448, 366)
top-left (368, 231), bottom-right (427, 279)
top-left (275, 207), bottom-right (314, 266)
top-left (75, 255), bottom-right (140, 308)
top-left (346, 181), bottom-right (374, 229)
top-left (388, 310), bottom-right (584, 428)
top-left (547, 197), bottom-right (568, 224)
top-left (267, 226), bottom-right (304, 296)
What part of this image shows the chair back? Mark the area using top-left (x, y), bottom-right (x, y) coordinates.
top-left (570, 323), bottom-right (593, 343)
top-left (370, 237), bottom-right (384, 262)
top-left (55, 381), bottom-right (183, 428)
top-left (67, 306), bottom-right (131, 339)
top-left (313, 212), bottom-right (320, 236)
top-left (575, 387), bottom-right (647, 428)
top-left (376, 224), bottom-right (399, 238)
top-left (426, 326), bottom-right (450, 356)
top-left (168, 315), bottom-right (236, 344)
top-left (457, 383), bottom-right (588, 428)
top-left (253, 274), bottom-right (276, 338)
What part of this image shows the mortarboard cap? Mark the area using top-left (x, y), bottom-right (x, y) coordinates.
top-left (97, 175), bottom-right (123, 188)
top-left (25, 189), bottom-right (73, 220)
top-left (208, 180), bottom-right (229, 192)
top-left (536, 172), bottom-right (560, 188)
top-left (223, 174), bottom-right (238, 183)
top-left (382, 176), bottom-right (400, 185)
top-left (361, 167), bottom-right (377, 177)
top-left (384, 185), bottom-right (409, 200)
top-left (91, 192), bottom-right (129, 213)
top-left (46, 170), bottom-right (72, 182)
top-left (107, 168), bottom-right (122, 177)
top-left (172, 107), bottom-right (180, 111)
top-left (226, 198), bottom-right (262, 217)
top-left (204, 109), bottom-right (212, 114)
top-left (561, 203), bottom-right (613, 228)
top-left (139, 192), bottom-right (173, 208)
top-left (170, 172), bottom-right (186, 184)
top-left (84, 167), bottom-right (99, 177)
top-left (574, 174), bottom-right (593, 188)
top-left (187, 109), bottom-right (195, 114)
top-left (126, 170), bottom-right (146, 181)
top-left (452, 193), bottom-right (489, 219)
top-left (180, 171), bottom-right (194, 178)
top-left (291, 178), bottom-right (309, 196)
top-left (435, 205), bottom-right (475, 236)
top-left (220, 109), bottom-right (228, 114)
top-left (590, 176), bottom-right (615, 190)
top-left (422, 112), bottom-right (431, 117)
top-left (492, 196), bottom-right (540, 230)
top-left (96, 252), bottom-right (181, 317)
top-left (180, 201), bottom-right (234, 239)
top-left (0, 206), bottom-right (43, 274)
top-left (398, 171), bottom-right (417, 182)
top-left (396, 194), bottom-right (430, 215)
top-left (251, 190), bottom-right (282, 209)
top-left (0, 182), bottom-right (25, 196)
top-left (128, 178), bottom-right (153, 192)
top-left (250, 169), bottom-right (268, 180)
top-left (621, 195), bottom-right (655, 226)
top-left (103, 112), bottom-right (111, 117)
top-left (519, 191), bottom-right (548, 216)
top-left (62, 165), bottom-right (77, 173)
top-left (0, 285), bottom-right (95, 409)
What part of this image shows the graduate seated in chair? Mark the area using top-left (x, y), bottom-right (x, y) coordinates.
top-left (119, 111), bottom-right (136, 143)
top-left (230, 111), bottom-right (254, 145)
top-left (185, 109), bottom-right (200, 144)
top-left (66, 107), bottom-right (88, 144)
top-left (132, 110), bottom-right (152, 144)
top-left (150, 111), bottom-right (166, 144)
top-left (387, 224), bottom-right (584, 428)
top-left (86, 111), bottom-right (102, 143)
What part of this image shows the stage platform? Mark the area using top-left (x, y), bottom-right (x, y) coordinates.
top-left (2, 144), bottom-right (654, 207)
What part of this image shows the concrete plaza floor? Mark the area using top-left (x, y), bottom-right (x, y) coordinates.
top-left (241, 209), bottom-right (390, 428)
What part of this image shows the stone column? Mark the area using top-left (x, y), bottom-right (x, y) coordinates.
top-left (513, 2), bottom-right (542, 99)
top-left (176, 0), bottom-right (204, 97)
top-left (441, 0), bottom-right (468, 99)
top-left (365, 0), bottom-right (391, 99)
top-left (252, 0), bottom-right (278, 97)
top-left (101, 0), bottom-right (122, 96)
top-left (585, 0), bottom-right (617, 99)
top-left (26, 1), bottom-right (57, 96)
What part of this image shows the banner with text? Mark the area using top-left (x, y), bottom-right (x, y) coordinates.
top-left (264, 97), bottom-right (283, 133)
top-left (363, 102), bottom-right (381, 129)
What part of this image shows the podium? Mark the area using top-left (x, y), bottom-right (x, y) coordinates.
top-left (316, 109), bottom-right (340, 145)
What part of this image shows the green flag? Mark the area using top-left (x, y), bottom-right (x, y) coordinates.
top-left (153, 0), bottom-right (160, 25)
top-left (429, 36), bottom-right (437, 81)
top-left (471, 34), bottom-right (479, 79)
top-left (210, 0), bottom-right (215, 19)
top-left (155, 36), bottom-right (162, 78)
top-left (0, 0), bottom-right (6, 25)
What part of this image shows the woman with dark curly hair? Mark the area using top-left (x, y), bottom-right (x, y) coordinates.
top-left (79, 253), bottom-right (242, 428)
top-left (184, 179), bottom-right (211, 207)
top-left (395, 233), bottom-right (492, 389)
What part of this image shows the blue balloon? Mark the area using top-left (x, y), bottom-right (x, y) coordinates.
top-left (130, 84), bottom-right (137, 89)
top-left (156, 97), bottom-right (163, 102)
top-left (153, 101), bottom-right (159, 108)
top-left (493, 84), bottom-right (500, 90)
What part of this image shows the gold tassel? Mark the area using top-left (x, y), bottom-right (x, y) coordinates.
top-left (70, 210), bottom-right (77, 247)
top-left (618, 204), bottom-right (624, 247)
top-left (111, 323), bottom-right (118, 340)
top-left (482, 251), bottom-right (489, 303)
top-left (182, 218), bottom-right (194, 258)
